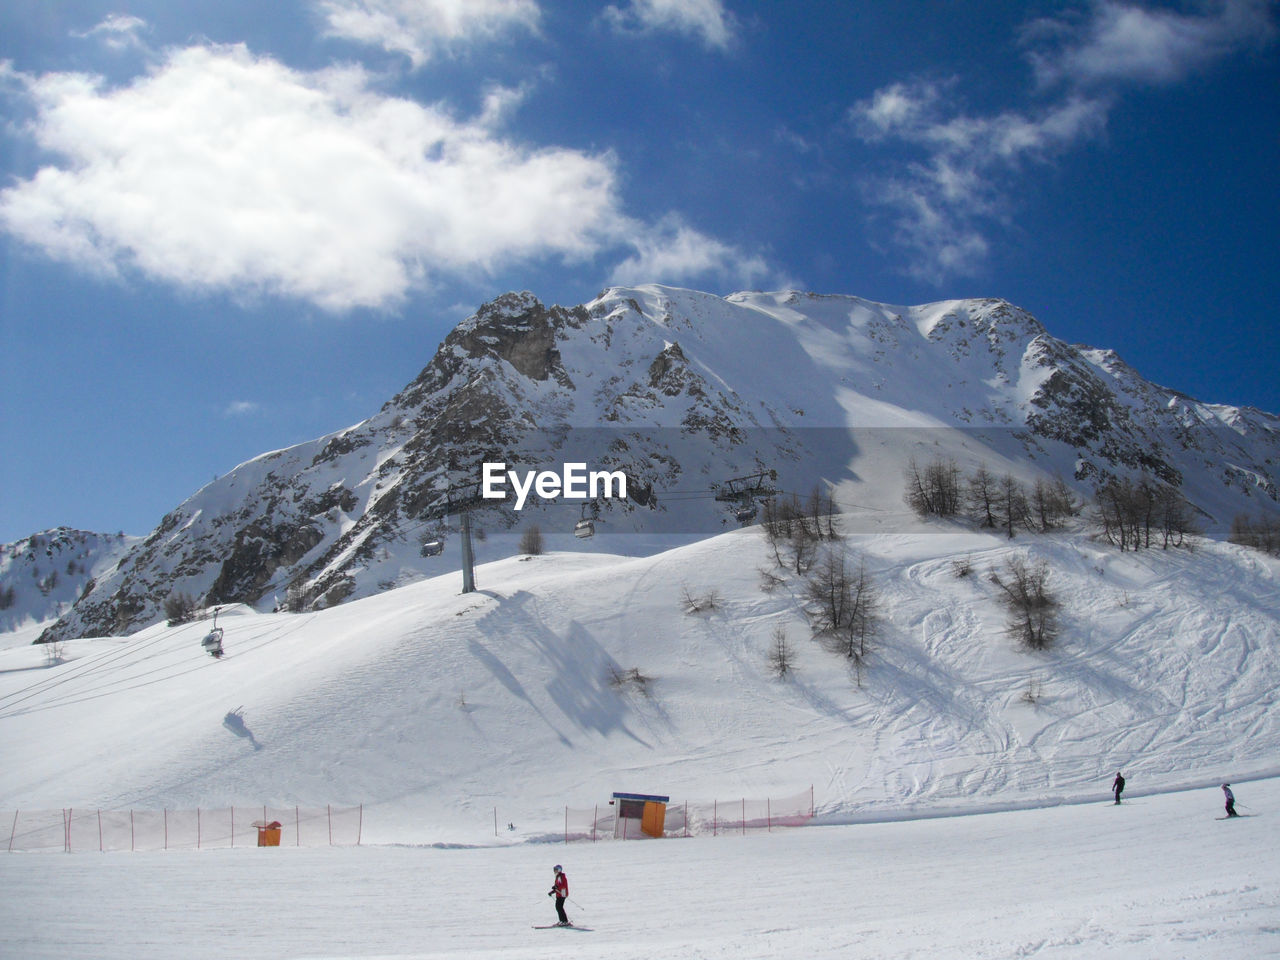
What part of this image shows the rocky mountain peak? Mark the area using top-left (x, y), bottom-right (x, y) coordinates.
top-left (29, 285), bottom-right (1280, 645)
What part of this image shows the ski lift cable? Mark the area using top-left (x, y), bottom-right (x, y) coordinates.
top-left (0, 600), bottom-right (322, 713)
top-left (0, 628), bottom-right (180, 712)
top-left (0, 619), bottom-right (194, 702)
top-left (0, 626), bottom-right (294, 720)
top-left (0, 614), bottom-right (321, 721)
top-left (17, 614), bottom-right (321, 712)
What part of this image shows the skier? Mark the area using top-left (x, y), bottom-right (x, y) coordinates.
top-left (1112, 771), bottom-right (1125, 805)
top-left (548, 864), bottom-right (571, 926)
top-left (1222, 783), bottom-right (1239, 818)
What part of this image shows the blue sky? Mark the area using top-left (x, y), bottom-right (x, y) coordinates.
top-left (1, 0), bottom-right (1277, 542)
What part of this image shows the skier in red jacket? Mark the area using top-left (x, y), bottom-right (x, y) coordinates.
top-left (548, 864), bottom-right (571, 926)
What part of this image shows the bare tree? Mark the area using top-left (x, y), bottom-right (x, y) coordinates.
top-left (1029, 477), bottom-right (1078, 532)
top-left (967, 463), bottom-right (999, 528)
top-left (767, 626), bottom-right (795, 679)
top-left (761, 494), bottom-right (819, 575)
top-left (1095, 476), bottom-right (1191, 551)
top-left (805, 485), bottom-right (842, 542)
top-left (1155, 485), bottom-right (1197, 549)
top-left (518, 524), bottom-right (545, 555)
top-left (1230, 512), bottom-right (1280, 556)
top-left (163, 592), bottom-right (197, 626)
top-left (994, 474), bottom-right (1030, 539)
top-left (905, 456), bottom-right (962, 518)
top-left (680, 585), bottom-right (722, 614)
top-left (804, 547), bottom-right (878, 682)
top-left (989, 556), bottom-right (1059, 650)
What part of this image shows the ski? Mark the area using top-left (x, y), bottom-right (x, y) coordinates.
top-left (533, 924), bottom-right (590, 930)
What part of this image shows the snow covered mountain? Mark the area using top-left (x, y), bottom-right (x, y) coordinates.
top-left (36, 285), bottom-right (1280, 643)
top-left (0, 528), bottom-right (137, 639)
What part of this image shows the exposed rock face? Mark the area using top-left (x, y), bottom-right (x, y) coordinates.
top-left (0, 528), bottom-right (138, 633)
top-left (35, 285), bottom-right (1280, 643)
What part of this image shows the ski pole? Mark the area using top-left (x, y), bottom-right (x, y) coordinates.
top-left (568, 897), bottom-right (586, 912)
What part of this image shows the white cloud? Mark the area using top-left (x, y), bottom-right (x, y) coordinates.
top-left (1025, 0), bottom-right (1277, 87)
top-left (604, 0), bottom-right (738, 50)
top-left (0, 45), bottom-right (628, 311)
top-left (224, 401), bottom-right (262, 417)
top-left (73, 14), bottom-right (150, 52)
top-left (849, 1), bottom-right (1276, 283)
top-left (610, 215), bottom-right (770, 289)
top-left (316, 0), bottom-right (541, 68)
top-left (850, 81), bottom-right (1109, 283)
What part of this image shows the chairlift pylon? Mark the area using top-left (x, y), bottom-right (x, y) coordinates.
top-left (714, 470), bottom-right (778, 504)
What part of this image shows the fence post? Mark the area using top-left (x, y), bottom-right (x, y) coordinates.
top-left (9, 810), bottom-right (18, 852)
top-left (198, 808), bottom-right (202, 850)
top-left (684, 801), bottom-right (689, 838)
top-left (231, 807), bottom-right (235, 848)
top-left (164, 809), bottom-right (168, 851)
top-left (99, 809), bottom-right (104, 852)
top-left (130, 810), bottom-right (135, 852)
top-left (713, 799), bottom-right (717, 837)
top-left (65, 808), bottom-right (72, 852)
top-left (592, 805), bottom-right (598, 843)
top-left (768, 798), bottom-right (772, 832)
top-left (811, 784), bottom-right (815, 819)
top-left (328, 805), bottom-right (333, 847)
top-left (358, 805), bottom-right (363, 846)
top-left (742, 798), bottom-right (746, 836)
top-left (296, 806), bottom-right (300, 847)
top-left (564, 806), bottom-right (568, 845)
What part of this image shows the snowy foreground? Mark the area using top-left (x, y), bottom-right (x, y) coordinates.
top-left (3, 778), bottom-right (1277, 960)
top-left (3, 521), bottom-right (1280, 955)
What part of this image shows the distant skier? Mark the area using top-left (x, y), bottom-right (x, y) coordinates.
top-left (548, 864), bottom-right (571, 926)
top-left (1222, 783), bottom-right (1239, 818)
top-left (1112, 772), bottom-right (1125, 805)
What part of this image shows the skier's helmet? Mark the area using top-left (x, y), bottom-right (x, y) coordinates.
top-left (553, 864), bottom-right (562, 873)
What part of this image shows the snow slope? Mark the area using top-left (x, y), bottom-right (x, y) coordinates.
top-left (1, 778), bottom-right (1277, 959)
top-left (3, 519), bottom-right (1279, 957)
top-left (3, 518), bottom-right (1277, 842)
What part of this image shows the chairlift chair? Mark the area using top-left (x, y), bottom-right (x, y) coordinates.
top-left (735, 503), bottom-right (758, 524)
top-left (200, 606), bottom-right (225, 658)
top-left (202, 626), bottom-right (225, 658)
top-left (574, 502), bottom-right (598, 539)
top-left (420, 539), bottom-right (444, 557)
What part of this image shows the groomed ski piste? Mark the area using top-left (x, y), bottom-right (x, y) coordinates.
top-left (2, 517), bottom-right (1279, 958)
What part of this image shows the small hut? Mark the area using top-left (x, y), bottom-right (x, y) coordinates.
top-left (611, 792), bottom-right (669, 839)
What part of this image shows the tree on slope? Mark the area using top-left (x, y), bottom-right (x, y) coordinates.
top-left (989, 556), bottom-right (1059, 650)
top-left (804, 546), bottom-right (878, 684)
top-left (905, 455), bottom-right (962, 518)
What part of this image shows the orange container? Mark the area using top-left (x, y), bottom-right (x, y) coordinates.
top-left (257, 821), bottom-right (282, 847)
top-left (641, 801), bottom-right (666, 838)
